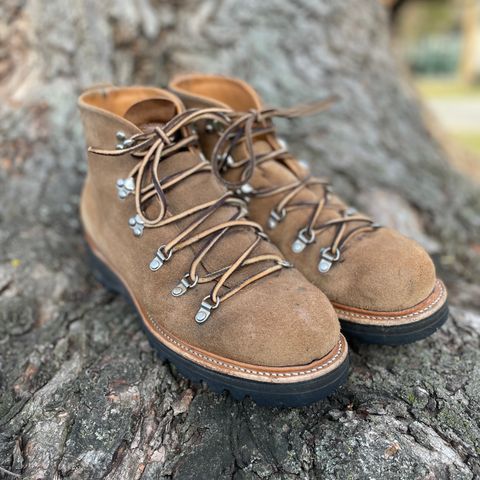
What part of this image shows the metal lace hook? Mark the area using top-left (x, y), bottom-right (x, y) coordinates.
top-left (195, 296), bottom-right (220, 324)
top-left (149, 245), bottom-right (173, 271)
top-left (291, 227), bottom-right (315, 253)
top-left (171, 273), bottom-right (199, 297)
top-left (318, 247), bottom-right (341, 273)
top-left (267, 208), bottom-right (287, 230)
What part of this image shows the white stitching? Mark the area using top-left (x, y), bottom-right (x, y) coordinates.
top-left (335, 281), bottom-right (446, 321)
top-left (88, 238), bottom-right (345, 378)
top-left (146, 312), bottom-right (343, 378)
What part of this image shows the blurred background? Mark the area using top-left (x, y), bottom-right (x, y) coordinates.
top-left (1, 1), bottom-right (479, 478)
top-left (387, 0), bottom-right (480, 182)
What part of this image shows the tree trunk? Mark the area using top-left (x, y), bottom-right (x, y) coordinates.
top-left (1, 0), bottom-right (479, 479)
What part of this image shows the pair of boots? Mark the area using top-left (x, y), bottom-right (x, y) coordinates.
top-left (78, 74), bottom-right (448, 407)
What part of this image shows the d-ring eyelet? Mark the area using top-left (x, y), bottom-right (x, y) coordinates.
top-left (195, 295), bottom-right (220, 324)
top-left (267, 208), bottom-right (286, 230)
top-left (318, 247), bottom-right (341, 274)
top-left (149, 245), bottom-right (173, 271)
top-left (171, 273), bottom-right (199, 297)
top-left (291, 227), bottom-right (316, 253)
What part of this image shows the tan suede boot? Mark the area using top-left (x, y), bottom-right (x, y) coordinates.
top-left (169, 74), bottom-right (448, 345)
top-left (78, 86), bottom-right (349, 406)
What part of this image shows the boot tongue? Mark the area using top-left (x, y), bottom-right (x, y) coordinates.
top-left (122, 97), bottom-right (192, 218)
top-left (123, 97), bottom-right (182, 129)
top-left (122, 96), bottom-right (270, 283)
top-left (122, 96), bottom-right (190, 188)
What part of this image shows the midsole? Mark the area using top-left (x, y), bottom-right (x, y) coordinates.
top-left (85, 234), bottom-right (348, 384)
top-left (340, 302), bottom-right (448, 334)
top-left (333, 279), bottom-right (447, 326)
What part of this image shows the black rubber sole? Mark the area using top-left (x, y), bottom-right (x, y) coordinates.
top-left (85, 242), bottom-right (350, 407)
top-left (339, 301), bottom-right (449, 345)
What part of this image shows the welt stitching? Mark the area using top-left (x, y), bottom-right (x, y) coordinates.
top-left (335, 281), bottom-right (445, 321)
top-left (146, 312), bottom-right (343, 378)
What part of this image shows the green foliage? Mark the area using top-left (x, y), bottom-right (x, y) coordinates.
top-left (396, 0), bottom-right (462, 74)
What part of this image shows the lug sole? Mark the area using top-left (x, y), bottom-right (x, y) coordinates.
top-left (84, 241), bottom-right (350, 407)
top-left (339, 302), bottom-right (449, 345)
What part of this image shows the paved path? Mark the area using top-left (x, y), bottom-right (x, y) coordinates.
top-left (427, 98), bottom-right (480, 132)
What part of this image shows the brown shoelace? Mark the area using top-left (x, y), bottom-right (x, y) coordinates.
top-left (210, 101), bottom-right (380, 273)
top-left (89, 108), bottom-right (291, 323)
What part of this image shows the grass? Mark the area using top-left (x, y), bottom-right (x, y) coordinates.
top-left (416, 77), bottom-right (480, 99)
top-left (452, 132), bottom-right (480, 153)
top-left (414, 76), bottom-right (480, 180)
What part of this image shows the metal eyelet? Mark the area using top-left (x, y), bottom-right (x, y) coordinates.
top-left (277, 137), bottom-right (288, 150)
top-left (257, 231), bottom-right (270, 242)
top-left (195, 296), bottom-right (220, 324)
top-left (344, 207), bottom-right (357, 216)
top-left (116, 177), bottom-right (135, 199)
top-left (116, 131), bottom-right (126, 149)
top-left (204, 120), bottom-right (224, 134)
top-left (219, 154), bottom-right (235, 172)
top-left (240, 183), bottom-right (254, 194)
top-left (291, 227), bottom-right (315, 254)
top-left (149, 245), bottom-right (173, 271)
top-left (204, 121), bottom-right (215, 133)
top-left (318, 247), bottom-right (341, 274)
top-left (116, 131), bottom-right (134, 150)
top-left (298, 158), bottom-right (310, 169)
top-left (171, 273), bottom-right (199, 297)
top-left (234, 183), bottom-right (254, 202)
top-left (128, 214), bottom-right (145, 237)
top-left (267, 208), bottom-right (286, 230)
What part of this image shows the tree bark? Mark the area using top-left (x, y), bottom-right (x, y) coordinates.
top-left (0, 0), bottom-right (479, 479)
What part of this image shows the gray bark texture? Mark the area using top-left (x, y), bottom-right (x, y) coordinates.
top-left (1, 0), bottom-right (479, 479)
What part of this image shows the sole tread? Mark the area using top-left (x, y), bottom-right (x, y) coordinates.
top-left (340, 302), bottom-right (449, 345)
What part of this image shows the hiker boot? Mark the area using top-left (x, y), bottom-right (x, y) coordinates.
top-left (169, 74), bottom-right (449, 345)
top-left (78, 86), bottom-right (349, 406)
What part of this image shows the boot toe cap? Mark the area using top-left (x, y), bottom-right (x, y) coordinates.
top-left (328, 228), bottom-right (437, 312)
top-left (213, 269), bottom-right (341, 368)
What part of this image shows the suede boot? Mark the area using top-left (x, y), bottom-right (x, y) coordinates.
top-left (169, 74), bottom-right (448, 345)
top-left (78, 86), bottom-right (349, 406)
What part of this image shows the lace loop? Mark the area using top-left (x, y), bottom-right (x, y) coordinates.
top-left (209, 98), bottom-right (381, 273)
top-left (90, 108), bottom-right (291, 321)
top-left (211, 96), bottom-right (338, 190)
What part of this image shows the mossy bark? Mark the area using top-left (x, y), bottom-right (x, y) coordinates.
top-left (0, 0), bottom-right (479, 478)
